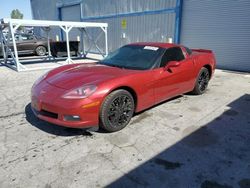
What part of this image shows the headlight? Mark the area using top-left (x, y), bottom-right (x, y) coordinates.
top-left (33, 71), bottom-right (49, 87)
top-left (62, 85), bottom-right (97, 99)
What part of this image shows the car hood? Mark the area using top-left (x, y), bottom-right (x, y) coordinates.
top-left (46, 63), bottom-right (138, 89)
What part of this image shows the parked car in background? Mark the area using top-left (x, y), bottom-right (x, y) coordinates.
top-left (0, 34), bottom-right (48, 57)
top-left (31, 42), bottom-right (216, 132)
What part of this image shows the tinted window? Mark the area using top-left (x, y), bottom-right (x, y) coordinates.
top-left (185, 47), bottom-right (192, 55)
top-left (100, 45), bottom-right (165, 70)
top-left (160, 47), bottom-right (185, 67)
top-left (27, 35), bottom-right (35, 40)
top-left (20, 34), bottom-right (34, 41)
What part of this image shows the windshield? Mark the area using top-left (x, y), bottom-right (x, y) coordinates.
top-left (99, 45), bottom-right (165, 70)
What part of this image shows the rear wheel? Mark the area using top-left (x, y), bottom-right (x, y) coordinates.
top-left (100, 90), bottom-right (135, 132)
top-left (191, 67), bottom-right (210, 95)
top-left (35, 46), bottom-right (46, 56)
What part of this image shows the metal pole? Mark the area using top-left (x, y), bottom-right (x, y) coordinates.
top-left (47, 31), bottom-right (51, 60)
top-left (174, 0), bottom-right (183, 44)
top-left (9, 21), bottom-right (20, 71)
top-left (104, 27), bottom-right (108, 57)
top-left (4, 26), bottom-right (13, 64)
top-left (0, 28), bottom-right (7, 63)
top-left (79, 28), bottom-right (85, 57)
top-left (65, 26), bottom-right (71, 63)
top-left (60, 25), bottom-right (72, 64)
top-left (82, 29), bottom-right (85, 57)
top-left (41, 26), bottom-right (52, 61)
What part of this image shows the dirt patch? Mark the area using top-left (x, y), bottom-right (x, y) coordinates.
top-left (130, 112), bottom-right (152, 125)
top-left (173, 127), bottom-right (180, 131)
top-left (154, 158), bottom-right (183, 170)
top-left (189, 107), bottom-right (201, 112)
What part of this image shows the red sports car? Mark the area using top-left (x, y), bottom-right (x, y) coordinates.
top-left (31, 42), bottom-right (216, 132)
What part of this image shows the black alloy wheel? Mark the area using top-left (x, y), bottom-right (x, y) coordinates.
top-left (100, 89), bottom-right (135, 132)
top-left (191, 67), bottom-right (210, 95)
top-left (198, 69), bottom-right (210, 92)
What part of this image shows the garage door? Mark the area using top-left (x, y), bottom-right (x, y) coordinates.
top-left (61, 4), bottom-right (81, 41)
top-left (61, 4), bottom-right (81, 22)
top-left (180, 0), bottom-right (250, 72)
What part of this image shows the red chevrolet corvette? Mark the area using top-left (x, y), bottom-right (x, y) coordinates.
top-left (31, 42), bottom-right (216, 132)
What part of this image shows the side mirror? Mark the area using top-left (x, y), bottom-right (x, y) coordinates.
top-left (164, 61), bottom-right (181, 71)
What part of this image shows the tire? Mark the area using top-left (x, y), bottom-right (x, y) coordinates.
top-left (100, 89), bottom-right (135, 132)
top-left (35, 46), bottom-right (47, 56)
top-left (191, 67), bottom-right (210, 95)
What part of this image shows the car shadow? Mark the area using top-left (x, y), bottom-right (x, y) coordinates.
top-left (25, 103), bottom-right (93, 137)
top-left (107, 94), bottom-right (250, 188)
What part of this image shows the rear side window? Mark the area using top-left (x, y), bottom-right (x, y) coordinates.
top-left (160, 47), bottom-right (185, 67)
top-left (27, 35), bottom-right (35, 40)
top-left (185, 47), bottom-right (192, 55)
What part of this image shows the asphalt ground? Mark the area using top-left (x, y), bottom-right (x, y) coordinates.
top-left (0, 63), bottom-right (250, 188)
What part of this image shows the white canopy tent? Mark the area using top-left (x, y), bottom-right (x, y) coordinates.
top-left (0, 18), bottom-right (108, 72)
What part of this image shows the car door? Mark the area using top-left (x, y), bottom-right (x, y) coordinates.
top-left (154, 47), bottom-right (195, 104)
top-left (17, 34), bottom-right (36, 53)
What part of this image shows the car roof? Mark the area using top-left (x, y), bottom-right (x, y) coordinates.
top-left (128, 42), bottom-right (183, 49)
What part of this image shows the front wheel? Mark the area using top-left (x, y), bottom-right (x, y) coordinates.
top-left (191, 67), bottom-right (210, 95)
top-left (100, 89), bottom-right (135, 132)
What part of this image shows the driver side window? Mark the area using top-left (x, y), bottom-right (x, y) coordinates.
top-left (160, 47), bottom-right (185, 67)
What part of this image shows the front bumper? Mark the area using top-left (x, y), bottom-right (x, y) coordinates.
top-left (31, 81), bottom-right (100, 128)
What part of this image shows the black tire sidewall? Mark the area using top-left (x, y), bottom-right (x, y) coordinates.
top-left (193, 67), bottom-right (209, 95)
top-left (100, 90), bottom-right (135, 132)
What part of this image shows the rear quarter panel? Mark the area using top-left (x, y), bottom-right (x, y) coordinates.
top-left (35, 40), bottom-right (48, 48)
top-left (190, 49), bottom-right (216, 78)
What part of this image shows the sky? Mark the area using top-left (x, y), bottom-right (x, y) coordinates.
top-left (0, 0), bottom-right (32, 19)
